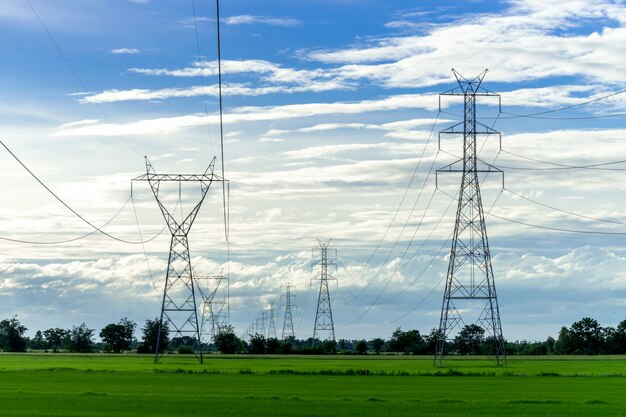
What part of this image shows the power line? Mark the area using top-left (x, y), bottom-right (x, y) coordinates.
top-left (0, 139), bottom-right (162, 245)
top-left (0, 195), bottom-right (129, 245)
top-left (440, 87), bottom-right (626, 120)
top-left (342, 113), bottom-right (442, 303)
top-left (488, 212), bottom-right (626, 235)
top-left (504, 188), bottom-right (626, 227)
top-left (190, 0), bottom-right (216, 156)
top-left (500, 150), bottom-right (626, 171)
top-left (216, 0), bottom-right (228, 243)
top-left (499, 88), bottom-right (626, 119)
top-left (440, 190), bottom-right (626, 236)
top-left (25, 0), bottom-right (141, 156)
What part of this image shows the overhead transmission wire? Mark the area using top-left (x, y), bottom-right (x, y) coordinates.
top-left (440, 87), bottom-right (626, 120)
top-left (498, 149), bottom-right (626, 171)
top-left (25, 0), bottom-right (141, 156)
top-left (0, 194), bottom-right (129, 245)
top-left (215, 0), bottom-right (231, 323)
top-left (131, 195), bottom-right (159, 293)
top-left (341, 112), bottom-right (442, 304)
top-left (484, 192), bottom-right (626, 236)
top-left (0, 140), bottom-right (164, 245)
top-left (191, 0), bottom-right (216, 157)
top-left (340, 111), bottom-right (504, 325)
top-left (340, 150), bottom-right (442, 307)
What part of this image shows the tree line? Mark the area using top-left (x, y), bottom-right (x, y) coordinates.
top-left (1, 315), bottom-right (625, 355)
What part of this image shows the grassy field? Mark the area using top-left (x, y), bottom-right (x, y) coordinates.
top-left (1, 354), bottom-right (626, 416)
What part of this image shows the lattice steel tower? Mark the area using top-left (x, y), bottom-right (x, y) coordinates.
top-left (312, 240), bottom-right (337, 344)
top-left (268, 301), bottom-right (278, 339)
top-left (133, 156), bottom-right (224, 363)
top-left (196, 272), bottom-right (228, 346)
top-left (281, 283), bottom-right (296, 340)
top-left (435, 70), bottom-right (506, 365)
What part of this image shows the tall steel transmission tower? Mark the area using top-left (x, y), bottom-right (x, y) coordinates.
top-left (133, 156), bottom-right (224, 363)
top-left (312, 240), bottom-right (337, 344)
top-left (435, 69), bottom-right (506, 366)
top-left (281, 283), bottom-right (296, 340)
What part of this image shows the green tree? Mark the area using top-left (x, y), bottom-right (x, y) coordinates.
top-left (455, 324), bottom-right (485, 355)
top-left (248, 333), bottom-right (266, 354)
top-left (69, 323), bottom-right (95, 353)
top-left (213, 325), bottom-right (242, 354)
top-left (0, 316), bottom-right (28, 352)
top-left (355, 339), bottom-right (368, 355)
top-left (370, 337), bottom-right (385, 354)
top-left (322, 339), bottom-right (337, 354)
top-left (608, 318), bottom-right (626, 354)
top-left (43, 328), bottom-right (70, 353)
top-left (138, 318), bottom-right (169, 354)
top-left (554, 326), bottom-right (573, 354)
top-left (99, 318), bottom-right (136, 353)
top-left (30, 330), bottom-right (45, 350)
top-left (569, 317), bottom-right (604, 354)
top-left (266, 337), bottom-right (280, 354)
top-left (389, 327), bottom-right (421, 354)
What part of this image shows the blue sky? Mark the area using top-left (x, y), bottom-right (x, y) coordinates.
top-left (1, 0), bottom-right (626, 343)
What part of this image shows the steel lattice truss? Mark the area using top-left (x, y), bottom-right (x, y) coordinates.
top-left (281, 283), bottom-right (296, 340)
top-left (133, 156), bottom-right (225, 363)
top-left (435, 70), bottom-right (507, 366)
top-left (312, 240), bottom-right (337, 344)
top-left (196, 273), bottom-right (228, 346)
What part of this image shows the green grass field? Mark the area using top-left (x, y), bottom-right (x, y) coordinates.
top-left (1, 354), bottom-right (625, 416)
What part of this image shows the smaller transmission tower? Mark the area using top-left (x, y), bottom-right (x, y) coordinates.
top-left (281, 283), bottom-right (296, 340)
top-left (196, 272), bottom-right (228, 346)
top-left (268, 301), bottom-right (278, 339)
top-left (312, 240), bottom-right (337, 344)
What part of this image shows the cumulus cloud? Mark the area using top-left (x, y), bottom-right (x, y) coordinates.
top-left (306, 0), bottom-right (626, 88)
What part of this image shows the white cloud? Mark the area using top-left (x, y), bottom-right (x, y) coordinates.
top-left (55, 93), bottom-right (439, 136)
top-left (79, 81), bottom-right (352, 104)
top-left (110, 48), bottom-right (140, 55)
top-left (306, 0), bottom-right (626, 88)
top-left (223, 15), bottom-right (301, 27)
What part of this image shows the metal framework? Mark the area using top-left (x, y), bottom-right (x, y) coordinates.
top-left (312, 240), bottom-right (337, 344)
top-left (268, 301), bottom-right (278, 339)
top-left (281, 283), bottom-right (296, 340)
top-left (196, 272), bottom-right (229, 346)
top-left (133, 156), bottom-right (224, 363)
top-left (435, 70), bottom-right (506, 366)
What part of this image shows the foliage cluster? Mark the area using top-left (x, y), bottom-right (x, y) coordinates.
top-left (4, 314), bottom-right (626, 356)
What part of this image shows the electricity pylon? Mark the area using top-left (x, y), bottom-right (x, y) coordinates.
top-left (268, 301), bottom-right (278, 339)
top-left (435, 69), bottom-right (506, 366)
top-left (281, 283), bottom-right (296, 340)
top-left (312, 240), bottom-right (337, 344)
top-left (132, 156), bottom-right (224, 364)
top-left (196, 272), bottom-right (228, 346)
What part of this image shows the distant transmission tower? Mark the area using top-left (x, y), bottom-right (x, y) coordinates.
top-left (435, 69), bottom-right (506, 366)
top-left (268, 301), bottom-right (278, 339)
top-left (196, 272), bottom-right (228, 346)
top-left (132, 156), bottom-right (224, 364)
top-left (312, 240), bottom-right (337, 344)
top-left (281, 283), bottom-right (296, 340)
